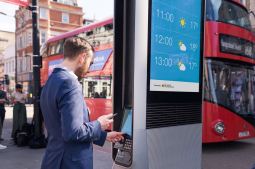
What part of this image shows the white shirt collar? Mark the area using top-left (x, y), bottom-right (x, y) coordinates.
top-left (56, 65), bottom-right (78, 79)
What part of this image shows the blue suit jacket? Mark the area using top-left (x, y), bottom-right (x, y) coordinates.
top-left (40, 68), bottom-right (107, 169)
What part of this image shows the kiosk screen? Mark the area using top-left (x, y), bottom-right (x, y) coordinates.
top-left (121, 108), bottom-right (132, 137)
top-left (149, 0), bottom-right (202, 92)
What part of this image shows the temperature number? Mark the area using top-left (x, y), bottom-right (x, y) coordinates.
top-left (190, 21), bottom-right (199, 30)
top-left (189, 62), bottom-right (197, 70)
top-left (190, 43), bottom-right (198, 52)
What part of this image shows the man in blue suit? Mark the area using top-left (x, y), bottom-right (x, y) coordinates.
top-left (40, 37), bottom-right (123, 169)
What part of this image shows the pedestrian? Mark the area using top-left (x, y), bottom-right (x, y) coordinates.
top-left (40, 37), bottom-right (123, 169)
top-left (0, 83), bottom-right (8, 141)
top-left (11, 84), bottom-right (27, 139)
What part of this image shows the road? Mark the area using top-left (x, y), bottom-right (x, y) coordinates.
top-left (202, 138), bottom-right (255, 169)
top-left (1, 105), bottom-right (255, 169)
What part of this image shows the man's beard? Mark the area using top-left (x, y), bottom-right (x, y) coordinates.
top-left (75, 66), bottom-right (88, 81)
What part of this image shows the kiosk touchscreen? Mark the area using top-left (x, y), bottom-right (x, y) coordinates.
top-left (120, 108), bottom-right (132, 138)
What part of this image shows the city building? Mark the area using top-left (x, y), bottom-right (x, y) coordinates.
top-left (243, 0), bottom-right (255, 32)
top-left (248, 0), bottom-right (255, 32)
top-left (15, 0), bottom-right (83, 94)
top-left (3, 44), bottom-right (15, 92)
top-left (0, 31), bottom-right (15, 84)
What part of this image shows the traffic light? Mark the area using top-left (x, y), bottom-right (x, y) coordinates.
top-left (4, 74), bottom-right (10, 85)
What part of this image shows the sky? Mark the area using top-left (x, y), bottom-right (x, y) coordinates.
top-left (0, 2), bottom-right (18, 32)
top-left (0, 0), bottom-right (114, 32)
top-left (79, 0), bottom-right (114, 20)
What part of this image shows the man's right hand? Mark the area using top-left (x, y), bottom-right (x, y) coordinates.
top-left (97, 114), bottom-right (114, 130)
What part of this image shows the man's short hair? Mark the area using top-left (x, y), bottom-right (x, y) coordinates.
top-left (63, 37), bottom-right (94, 60)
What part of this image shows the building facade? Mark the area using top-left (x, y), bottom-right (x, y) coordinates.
top-left (0, 31), bottom-right (15, 86)
top-left (242, 0), bottom-right (255, 32)
top-left (15, 0), bottom-right (83, 94)
top-left (3, 44), bottom-right (15, 92)
top-left (247, 0), bottom-right (255, 32)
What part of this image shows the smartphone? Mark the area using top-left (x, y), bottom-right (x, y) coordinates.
top-left (112, 113), bottom-right (118, 117)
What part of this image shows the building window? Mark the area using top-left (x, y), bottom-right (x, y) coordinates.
top-left (53, 0), bottom-right (77, 6)
top-left (40, 8), bottom-right (48, 19)
top-left (19, 37), bottom-right (22, 49)
top-left (23, 34), bottom-right (26, 48)
top-left (62, 13), bottom-right (69, 23)
top-left (8, 62), bottom-right (10, 74)
top-left (22, 58), bottom-right (26, 72)
top-left (41, 31), bottom-right (47, 44)
top-left (28, 29), bottom-right (32, 44)
top-left (4, 64), bottom-right (7, 74)
top-left (12, 60), bottom-right (14, 73)
top-left (240, 0), bottom-right (246, 6)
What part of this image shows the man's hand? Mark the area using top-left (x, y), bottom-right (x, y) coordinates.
top-left (106, 131), bottom-right (124, 143)
top-left (97, 114), bottom-right (114, 130)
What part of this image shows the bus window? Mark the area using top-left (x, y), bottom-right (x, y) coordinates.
top-left (81, 76), bottom-right (112, 99)
top-left (205, 60), bottom-right (254, 116)
top-left (48, 40), bottom-right (64, 56)
top-left (105, 23), bottom-right (113, 31)
top-left (206, 0), bottom-right (251, 30)
top-left (40, 42), bottom-right (48, 58)
top-left (86, 30), bottom-right (93, 36)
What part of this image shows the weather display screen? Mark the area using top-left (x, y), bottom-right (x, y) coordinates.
top-left (150, 0), bottom-right (202, 92)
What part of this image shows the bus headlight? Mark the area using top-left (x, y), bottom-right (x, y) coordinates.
top-left (214, 122), bottom-right (225, 135)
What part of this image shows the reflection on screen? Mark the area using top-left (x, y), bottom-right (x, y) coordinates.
top-left (121, 108), bottom-right (132, 137)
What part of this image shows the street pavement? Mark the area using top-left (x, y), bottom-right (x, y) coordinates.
top-left (1, 105), bottom-right (255, 169)
top-left (202, 138), bottom-right (255, 169)
top-left (0, 106), bottom-right (113, 169)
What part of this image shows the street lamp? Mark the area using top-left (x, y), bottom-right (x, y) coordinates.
top-left (0, 11), bottom-right (15, 18)
top-left (0, 11), bottom-right (6, 16)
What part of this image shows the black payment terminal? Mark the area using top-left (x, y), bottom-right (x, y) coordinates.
top-left (114, 107), bottom-right (133, 167)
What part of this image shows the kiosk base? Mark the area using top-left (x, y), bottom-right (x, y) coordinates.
top-left (113, 124), bottom-right (202, 169)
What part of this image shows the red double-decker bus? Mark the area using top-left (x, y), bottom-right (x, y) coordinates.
top-left (40, 18), bottom-right (113, 130)
top-left (203, 0), bottom-right (255, 142)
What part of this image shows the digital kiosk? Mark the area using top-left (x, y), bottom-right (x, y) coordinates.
top-left (113, 0), bottom-right (205, 168)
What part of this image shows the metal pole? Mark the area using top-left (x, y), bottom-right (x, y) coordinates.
top-left (30, 0), bottom-right (44, 145)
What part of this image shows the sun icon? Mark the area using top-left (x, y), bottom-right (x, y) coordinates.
top-left (180, 18), bottom-right (186, 28)
top-left (179, 41), bottom-right (183, 46)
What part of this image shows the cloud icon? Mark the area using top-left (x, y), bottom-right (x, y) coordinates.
top-left (180, 44), bottom-right (187, 51)
top-left (178, 62), bottom-right (186, 71)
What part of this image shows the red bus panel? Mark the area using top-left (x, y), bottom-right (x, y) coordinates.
top-left (203, 101), bottom-right (255, 143)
